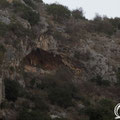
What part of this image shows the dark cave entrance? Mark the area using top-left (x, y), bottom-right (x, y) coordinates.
top-left (22, 48), bottom-right (63, 70)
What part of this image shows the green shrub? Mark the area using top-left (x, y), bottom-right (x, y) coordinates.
top-left (86, 106), bottom-right (113, 120)
top-left (34, 0), bottom-right (43, 2)
top-left (48, 86), bottom-right (73, 108)
top-left (4, 78), bottom-right (26, 101)
top-left (46, 3), bottom-right (71, 22)
top-left (18, 109), bottom-right (51, 120)
top-left (0, 44), bottom-right (6, 64)
top-left (0, 22), bottom-right (9, 37)
top-left (85, 107), bottom-right (103, 120)
top-left (85, 98), bottom-right (114, 120)
top-left (94, 14), bottom-right (102, 21)
top-left (21, 100), bottom-right (30, 109)
top-left (37, 67), bottom-right (74, 90)
top-left (37, 68), bottom-right (75, 108)
top-left (93, 16), bottom-right (115, 35)
top-left (9, 22), bottom-right (28, 37)
top-left (72, 8), bottom-right (85, 20)
top-left (0, 18), bottom-right (36, 38)
top-left (79, 96), bottom-right (91, 106)
top-left (13, 0), bottom-right (27, 13)
top-left (116, 67), bottom-right (120, 85)
top-left (97, 21), bottom-right (115, 36)
top-left (0, 21), bottom-right (33, 38)
top-left (8, 21), bottom-right (36, 39)
top-left (30, 96), bottom-right (49, 112)
top-left (29, 79), bottom-right (35, 88)
top-left (23, 0), bottom-right (35, 8)
top-left (13, 1), bottom-right (40, 25)
top-left (99, 98), bottom-right (114, 110)
top-left (90, 75), bottom-right (110, 86)
top-left (0, 44), bottom-right (6, 53)
top-left (38, 75), bottom-right (76, 108)
top-left (110, 17), bottom-right (120, 30)
top-left (0, 0), bottom-right (10, 8)
top-left (5, 79), bottom-right (20, 102)
top-left (53, 31), bottom-right (67, 42)
top-left (22, 9), bottom-right (39, 25)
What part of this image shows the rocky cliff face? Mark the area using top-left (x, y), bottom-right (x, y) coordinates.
top-left (0, 0), bottom-right (120, 120)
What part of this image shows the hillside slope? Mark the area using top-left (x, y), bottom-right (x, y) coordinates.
top-left (0, 0), bottom-right (120, 120)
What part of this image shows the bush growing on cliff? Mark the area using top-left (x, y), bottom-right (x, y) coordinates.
top-left (0, 44), bottom-right (6, 64)
top-left (90, 75), bottom-right (110, 86)
top-left (13, 1), bottom-right (40, 25)
top-left (22, 9), bottom-right (40, 25)
top-left (0, 21), bottom-right (33, 38)
top-left (5, 79), bottom-right (20, 102)
top-left (116, 67), bottom-right (120, 85)
top-left (34, 0), bottom-right (43, 2)
top-left (0, 0), bottom-right (10, 8)
top-left (0, 44), bottom-right (6, 53)
top-left (4, 78), bottom-right (26, 101)
top-left (46, 3), bottom-right (71, 22)
top-left (110, 17), bottom-right (120, 30)
top-left (8, 22), bottom-right (30, 37)
top-left (85, 98), bottom-right (114, 120)
top-left (18, 109), bottom-right (51, 120)
top-left (53, 31), bottom-right (67, 43)
top-left (0, 22), bottom-right (9, 37)
top-left (72, 8), bottom-right (85, 20)
top-left (48, 85), bottom-right (73, 108)
top-left (30, 96), bottom-right (49, 112)
top-left (23, 0), bottom-right (35, 8)
top-left (93, 15), bottom-right (115, 35)
top-left (7, 20), bottom-right (36, 39)
top-left (37, 68), bottom-right (76, 108)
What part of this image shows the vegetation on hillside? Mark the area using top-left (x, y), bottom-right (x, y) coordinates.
top-left (46, 3), bottom-right (71, 22)
top-left (1, 1), bottom-right (120, 120)
top-left (13, 0), bottom-right (40, 25)
top-left (0, 0), bottom-right (10, 8)
top-left (46, 3), bottom-right (120, 36)
top-left (72, 8), bottom-right (85, 20)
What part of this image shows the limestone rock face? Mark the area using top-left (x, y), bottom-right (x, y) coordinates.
top-left (37, 35), bottom-right (57, 51)
top-left (17, 17), bottom-right (31, 29)
top-left (7, 0), bottom-right (13, 3)
top-left (0, 10), bottom-right (10, 25)
top-left (0, 16), bottom-right (10, 25)
top-left (72, 36), bottom-right (120, 82)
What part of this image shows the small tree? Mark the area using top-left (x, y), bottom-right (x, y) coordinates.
top-left (93, 14), bottom-right (115, 35)
top-left (72, 8), bottom-right (85, 20)
top-left (110, 17), bottom-right (120, 30)
top-left (46, 3), bottom-right (71, 22)
top-left (94, 13), bottom-right (103, 21)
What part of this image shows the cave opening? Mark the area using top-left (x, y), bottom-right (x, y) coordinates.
top-left (22, 48), bottom-right (63, 70)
